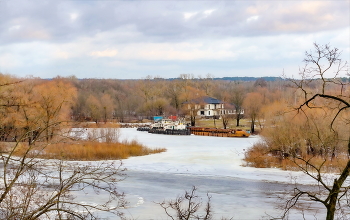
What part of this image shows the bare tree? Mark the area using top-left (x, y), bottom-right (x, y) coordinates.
top-left (166, 80), bottom-right (184, 114)
top-left (183, 101), bottom-right (199, 127)
top-left (0, 78), bottom-right (127, 219)
top-left (280, 43), bottom-right (349, 220)
top-left (243, 92), bottom-right (264, 133)
top-left (157, 186), bottom-right (233, 220)
top-left (254, 78), bottom-right (268, 87)
top-left (198, 73), bottom-right (214, 96)
top-left (86, 94), bottom-right (103, 124)
top-left (230, 84), bottom-right (245, 127)
top-left (220, 113), bottom-right (230, 129)
top-left (157, 186), bottom-right (212, 220)
top-left (181, 88), bottom-right (206, 127)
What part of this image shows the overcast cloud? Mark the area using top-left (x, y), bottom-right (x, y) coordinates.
top-left (0, 0), bottom-right (349, 79)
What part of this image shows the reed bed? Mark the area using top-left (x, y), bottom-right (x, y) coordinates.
top-left (13, 140), bottom-right (166, 161)
top-left (76, 122), bottom-right (120, 128)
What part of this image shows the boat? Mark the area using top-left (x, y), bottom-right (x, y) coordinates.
top-left (137, 118), bottom-right (191, 135)
top-left (188, 127), bottom-right (250, 137)
top-left (137, 117), bottom-right (250, 137)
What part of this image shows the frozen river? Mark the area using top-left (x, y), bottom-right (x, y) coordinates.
top-left (104, 128), bottom-right (325, 220)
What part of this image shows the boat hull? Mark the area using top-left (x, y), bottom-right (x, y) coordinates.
top-left (189, 127), bottom-right (250, 137)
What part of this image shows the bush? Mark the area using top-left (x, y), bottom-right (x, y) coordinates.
top-left (244, 142), bottom-right (349, 172)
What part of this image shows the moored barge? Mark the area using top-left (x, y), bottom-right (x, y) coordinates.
top-left (188, 127), bottom-right (250, 137)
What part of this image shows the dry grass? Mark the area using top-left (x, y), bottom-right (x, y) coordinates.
top-left (243, 143), bottom-right (281, 168)
top-left (244, 142), bottom-right (349, 172)
top-left (0, 142), bottom-right (17, 153)
top-left (75, 122), bottom-right (120, 128)
top-left (13, 140), bottom-right (166, 161)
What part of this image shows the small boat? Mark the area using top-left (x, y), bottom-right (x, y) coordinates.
top-left (150, 118), bottom-right (187, 130)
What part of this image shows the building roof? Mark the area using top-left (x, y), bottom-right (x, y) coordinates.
top-left (183, 96), bottom-right (223, 104)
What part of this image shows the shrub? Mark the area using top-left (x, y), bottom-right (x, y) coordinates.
top-left (244, 142), bottom-right (349, 172)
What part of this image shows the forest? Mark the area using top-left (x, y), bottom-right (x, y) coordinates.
top-left (0, 74), bottom-right (294, 125)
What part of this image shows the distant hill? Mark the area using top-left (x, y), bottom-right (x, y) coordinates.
top-left (166, 76), bottom-right (284, 81)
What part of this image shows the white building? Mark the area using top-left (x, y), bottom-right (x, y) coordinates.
top-left (184, 96), bottom-right (243, 118)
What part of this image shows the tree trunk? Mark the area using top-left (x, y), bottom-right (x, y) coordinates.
top-left (250, 119), bottom-right (255, 133)
top-left (236, 114), bottom-right (240, 127)
top-left (326, 158), bottom-right (350, 220)
top-left (190, 115), bottom-right (196, 126)
top-left (326, 178), bottom-right (340, 220)
top-left (104, 107), bottom-right (107, 124)
top-left (326, 196), bottom-right (337, 220)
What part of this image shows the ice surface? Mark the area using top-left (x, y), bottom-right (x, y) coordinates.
top-left (120, 128), bottom-right (315, 184)
top-left (111, 128), bottom-right (326, 219)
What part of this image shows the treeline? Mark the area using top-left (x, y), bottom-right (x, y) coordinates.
top-left (53, 74), bottom-right (295, 129)
top-left (0, 73), bottom-right (315, 129)
top-left (2, 73), bottom-right (347, 131)
top-left (168, 76), bottom-right (284, 81)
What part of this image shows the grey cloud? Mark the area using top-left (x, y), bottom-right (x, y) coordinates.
top-left (1, 0), bottom-right (348, 46)
top-left (196, 1), bottom-right (349, 37)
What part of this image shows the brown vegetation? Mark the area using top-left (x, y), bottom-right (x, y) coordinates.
top-left (244, 104), bottom-right (350, 172)
top-left (244, 142), bottom-right (349, 172)
top-left (13, 140), bottom-right (166, 161)
top-left (0, 76), bottom-right (127, 219)
top-left (77, 122), bottom-right (121, 128)
top-left (243, 43), bottom-right (350, 220)
top-left (67, 74), bottom-right (285, 129)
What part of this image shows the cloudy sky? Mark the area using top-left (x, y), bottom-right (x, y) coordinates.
top-left (0, 0), bottom-right (349, 79)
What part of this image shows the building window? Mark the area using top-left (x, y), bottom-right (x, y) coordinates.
top-left (200, 111), bottom-right (205, 115)
top-left (208, 111), bottom-right (210, 115)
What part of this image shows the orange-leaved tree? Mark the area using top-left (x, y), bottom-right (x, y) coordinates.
top-left (0, 76), bottom-right (127, 219)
